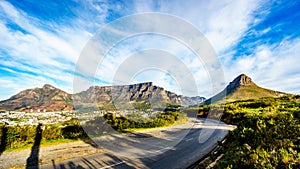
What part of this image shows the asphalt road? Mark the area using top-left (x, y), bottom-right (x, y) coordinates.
top-left (40, 118), bottom-right (235, 169)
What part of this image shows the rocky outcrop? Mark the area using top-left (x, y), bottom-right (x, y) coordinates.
top-left (226, 74), bottom-right (257, 93)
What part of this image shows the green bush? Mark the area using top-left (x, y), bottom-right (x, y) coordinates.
top-left (212, 95), bottom-right (300, 169)
top-left (102, 111), bottom-right (184, 130)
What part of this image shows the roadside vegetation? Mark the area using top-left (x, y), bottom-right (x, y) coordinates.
top-left (0, 110), bottom-right (186, 151)
top-left (196, 95), bottom-right (300, 168)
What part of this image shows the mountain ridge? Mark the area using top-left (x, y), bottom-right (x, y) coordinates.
top-left (0, 82), bottom-right (205, 111)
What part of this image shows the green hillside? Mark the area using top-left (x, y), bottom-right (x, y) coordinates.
top-left (225, 85), bottom-right (286, 102)
top-left (195, 95), bottom-right (300, 168)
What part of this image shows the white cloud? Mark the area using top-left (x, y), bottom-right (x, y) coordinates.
top-left (124, 0), bottom-right (265, 96)
top-left (92, 34), bottom-right (211, 96)
top-left (204, 1), bottom-right (260, 54)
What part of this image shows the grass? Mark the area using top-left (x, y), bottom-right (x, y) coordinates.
top-left (226, 86), bottom-right (286, 102)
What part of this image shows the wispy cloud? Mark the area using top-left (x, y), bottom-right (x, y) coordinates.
top-left (133, 0), bottom-right (263, 54)
top-left (0, 0), bottom-right (109, 99)
top-left (224, 36), bottom-right (300, 93)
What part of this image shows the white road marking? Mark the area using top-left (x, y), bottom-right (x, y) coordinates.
top-left (100, 161), bottom-right (125, 169)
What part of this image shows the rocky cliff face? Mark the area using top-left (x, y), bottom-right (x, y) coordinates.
top-left (226, 74), bottom-right (257, 93)
top-left (74, 82), bottom-right (205, 109)
top-left (0, 82), bottom-right (205, 111)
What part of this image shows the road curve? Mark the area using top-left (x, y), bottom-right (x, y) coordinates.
top-left (41, 118), bottom-right (234, 169)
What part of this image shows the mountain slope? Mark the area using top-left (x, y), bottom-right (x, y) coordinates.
top-left (206, 74), bottom-right (287, 104)
top-left (0, 82), bottom-right (205, 111)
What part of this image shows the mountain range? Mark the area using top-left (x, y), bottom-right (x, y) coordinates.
top-left (0, 82), bottom-right (205, 112)
top-left (0, 74), bottom-right (289, 112)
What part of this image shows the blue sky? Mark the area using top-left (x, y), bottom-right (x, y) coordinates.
top-left (0, 0), bottom-right (299, 100)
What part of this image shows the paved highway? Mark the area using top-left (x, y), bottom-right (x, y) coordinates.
top-left (41, 118), bottom-right (235, 169)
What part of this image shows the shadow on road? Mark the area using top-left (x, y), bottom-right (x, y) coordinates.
top-left (51, 152), bottom-right (135, 169)
top-left (81, 138), bottom-right (100, 148)
top-left (26, 123), bottom-right (43, 169)
top-left (0, 123), bottom-right (8, 157)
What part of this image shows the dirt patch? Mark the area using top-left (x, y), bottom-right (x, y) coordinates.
top-left (0, 140), bottom-right (104, 169)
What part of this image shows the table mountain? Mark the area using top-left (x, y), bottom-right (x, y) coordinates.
top-left (73, 82), bottom-right (205, 110)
